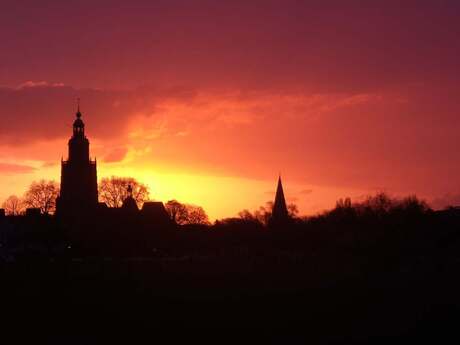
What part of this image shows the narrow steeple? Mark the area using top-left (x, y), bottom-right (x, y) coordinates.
top-left (76, 98), bottom-right (81, 117)
top-left (73, 98), bottom-right (85, 137)
top-left (271, 174), bottom-right (289, 224)
top-left (68, 99), bottom-right (89, 162)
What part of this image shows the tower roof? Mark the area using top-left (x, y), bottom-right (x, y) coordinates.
top-left (76, 98), bottom-right (82, 118)
top-left (73, 99), bottom-right (85, 129)
top-left (73, 117), bottom-right (84, 128)
top-left (272, 175), bottom-right (289, 222)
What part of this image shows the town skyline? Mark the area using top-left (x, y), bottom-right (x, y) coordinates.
top-left (0, 93), bottom-right (457, 220)
top-left (2, 2), bottom-right (460, 342)
top-left (2, 102), bottom-right (299, 221)
top-left (1, 1), bottom-right (460, 219)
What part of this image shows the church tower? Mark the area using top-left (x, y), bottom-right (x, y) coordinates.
top-left (270, 175), bottom-right (289, 227)
top-left (56, 102), bottom-right (98, 218)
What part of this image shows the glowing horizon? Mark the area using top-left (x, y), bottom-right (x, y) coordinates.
top-left (1, 2), bottom-right (460, 217)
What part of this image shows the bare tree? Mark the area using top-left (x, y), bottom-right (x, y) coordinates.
top-left (287, 202), bottom-right (299, 218)
top-left (398, 195), bottom-right (430, 213)
top-left (239, 201), bottom-right (273, 226)
top-left (165, 200), bottom-right (188, 224)
top-left (238, 209), bottom-right (256, 221)
top-left (165, 200), bottom-right (210, 225)
top-left (238, 200), bottom-right (299, 225)
top-left (253, 203), bottom-right (272, 225)
top-left (1, 195), bottom-right (24, 215)
top-left (335, 197), bottom-right (352, 209)
top-left (23, 180), bottom-right (60, 214)
top-left (186, 205), bottom-right (210, 225)
top-left (99, 176), bottom-right (150, 208)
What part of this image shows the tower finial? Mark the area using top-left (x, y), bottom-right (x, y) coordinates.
top-left (76, 98), bottom-right (81, 118)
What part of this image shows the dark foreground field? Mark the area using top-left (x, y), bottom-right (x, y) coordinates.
top-left (1, 246), bottom-right (460, 344)
top-left (2, 198), bottom-right (460, 343)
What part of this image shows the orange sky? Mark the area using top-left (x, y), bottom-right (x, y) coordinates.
top-left (1, 1), bottom-right (460, 219)
top-left (0, 92), bottom-right (375, 220)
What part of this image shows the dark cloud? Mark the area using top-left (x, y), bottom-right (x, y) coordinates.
top-left (0, 83), bottom-right (196, 145)
top-left (0, 84), bottom-right (129, 145)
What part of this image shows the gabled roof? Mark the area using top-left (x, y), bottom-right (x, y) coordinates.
top-left (141, 202), bottom-right (171, 222)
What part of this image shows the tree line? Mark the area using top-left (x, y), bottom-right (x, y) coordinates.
top-left (2, 176), bottom-right (435, 228)
top-left (1, 176), bottom-right (210, 225)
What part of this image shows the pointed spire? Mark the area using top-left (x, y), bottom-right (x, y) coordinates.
top-left (272, 174), bottom-right (289, 224)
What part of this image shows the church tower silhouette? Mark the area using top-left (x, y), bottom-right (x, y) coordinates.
top-left (270, 175), bottom-right (289, 227)
top-left (56, 102), bottom-right (98, 218)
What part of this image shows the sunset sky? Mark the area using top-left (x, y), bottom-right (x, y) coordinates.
top-left (1, 1), bottom-right (460, 220)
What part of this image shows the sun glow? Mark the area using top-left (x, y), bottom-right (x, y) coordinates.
top-left (98, 163), bottom-right (273, 221)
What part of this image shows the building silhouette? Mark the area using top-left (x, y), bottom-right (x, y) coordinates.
top-left (52, 104), bottom-right (172, 249)
top-left (56, 103), bottom-right (98, 219)
top-left (121, 185), bottom-right (139, 213)
top-left (270, 175), bottom-right (290, 227)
